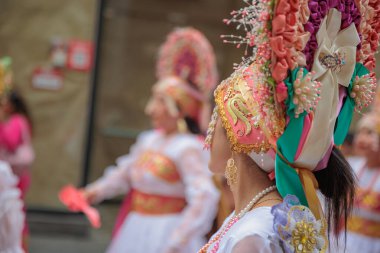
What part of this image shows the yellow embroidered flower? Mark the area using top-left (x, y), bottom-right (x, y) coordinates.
top-left (272, 195), bottom-right (327, 253)
top-left (291, 220), bottom-right (318, 253)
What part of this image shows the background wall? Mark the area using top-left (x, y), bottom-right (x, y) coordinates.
top-left (0, 0), bottom-right (97, 207)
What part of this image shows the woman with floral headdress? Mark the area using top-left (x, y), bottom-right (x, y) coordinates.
top-left (81, 27), bottom-right (220, 253)
top-left (199, 0), bottom-right (380, 252)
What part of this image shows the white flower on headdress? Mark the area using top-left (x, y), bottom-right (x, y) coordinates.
top-left (312, 8), bottom-right (360, 87)
top-left (292, 68), bottom-right (322, 118)
top-left (350, 74), bottom-right (377, 112)
top-left (271, 195), bottom-right (327, 253)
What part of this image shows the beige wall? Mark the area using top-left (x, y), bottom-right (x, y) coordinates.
top-left (0, 0), bottom-right (97, 207)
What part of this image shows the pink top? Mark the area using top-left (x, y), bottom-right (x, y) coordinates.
top-left (0, 114), bottom-right (31, 152)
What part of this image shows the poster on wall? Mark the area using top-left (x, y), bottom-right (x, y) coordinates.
top-left (66, 40), bottom-right (94, 72)
top-left (31, 67), bottom-right (64, 91)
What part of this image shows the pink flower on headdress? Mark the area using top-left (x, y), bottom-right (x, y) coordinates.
top-left (286, 13), bottom-right (297, 29)
top-left (355, 0), bottom-right (380, 71)
top-left (299, 0), bottom-right (311, 24)
top-left (369, 32), bottom-right (379, 50)
top-left (272, 15), bottom-right (286, 34)
top-left (271, 0), bottom-right (310, 83)
top-left (285, 48), bottom-right (298, 70)
top-left (270, 36), bottom-right (287, 57)
top-left (276, 0), bottom-right (290, 14)
top-left (272, 59), bottom-right (289, 83)
top-left (364, 57), bottom-right (376, 71)
top-left (276, 81), bottom-right (288, 103)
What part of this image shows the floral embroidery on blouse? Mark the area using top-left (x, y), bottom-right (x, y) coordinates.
top-left (133, 150), bottom-right (181, 183)
top-left (271, 195), bottom-right (327, 253)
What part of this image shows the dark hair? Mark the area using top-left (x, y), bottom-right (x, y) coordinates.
top-left (184, 116), bottom-right (201, 135)
top-left (314, 147), bottom-right (356, 242)
top-left (6, 90), bottom-right (32, 128)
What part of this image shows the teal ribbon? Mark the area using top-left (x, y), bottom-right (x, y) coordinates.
top-left (334, 63), bottom-right (369, 145)
top-left (275, 67), bottom-right (308, 206)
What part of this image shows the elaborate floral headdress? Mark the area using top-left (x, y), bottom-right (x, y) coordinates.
top-left (155, 27), bottom-right (218, 123)
top-left (206, 0), bottom-right (379, 250)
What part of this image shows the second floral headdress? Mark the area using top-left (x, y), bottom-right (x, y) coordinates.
top-left (155, 27), bottom-right (218, 124)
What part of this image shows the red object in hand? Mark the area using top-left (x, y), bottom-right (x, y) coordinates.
top-left (59, 185), bottom-right (101, 228)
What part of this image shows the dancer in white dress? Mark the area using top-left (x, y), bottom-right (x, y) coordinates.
top-left (0, 161), bottom-right (24, 253)
top-left (87, 129), bottom-right (219, 253)
top-left (199, 0), bottom-right (380, 252)
top-left (84, 27), bottom-right (220, 253)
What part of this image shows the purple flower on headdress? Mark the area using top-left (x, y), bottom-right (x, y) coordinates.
top-left (271, 195), bottom-right (327, 253)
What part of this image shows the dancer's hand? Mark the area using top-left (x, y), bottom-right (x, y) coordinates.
top-left (82, 188), bottom-right (98, 205)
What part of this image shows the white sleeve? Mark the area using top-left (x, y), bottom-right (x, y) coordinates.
top-left (0, 163), bottom-right (24, 253)
top-left (85, 132), bottom-right (148, 203)
top-left (232, 235), bottom-right (283, 253)
top-left (166, 146), bottom-right (220, 249)
top-left (0, 191), bottom-right (24, 253)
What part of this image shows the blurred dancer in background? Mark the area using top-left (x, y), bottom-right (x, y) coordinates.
top-left (83, 27), bottom-right (220, 253)
top-left (338, 88), bottom-right (380, 253)
top-left (0, 57), bottom-right (34, 252)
